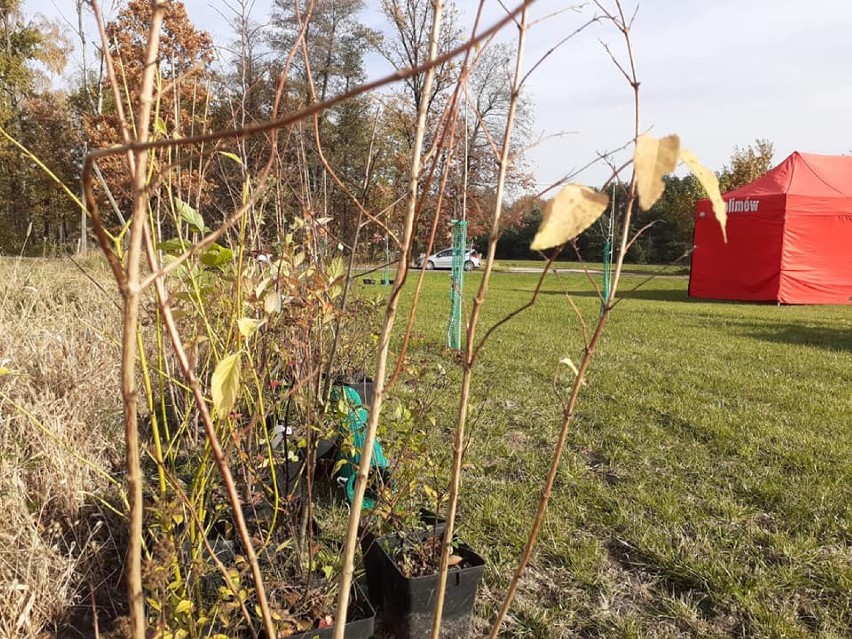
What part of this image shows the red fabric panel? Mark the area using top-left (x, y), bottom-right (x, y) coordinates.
top-left (779, 202), bottom-right (852, 304)
top-left (786, 154), bottom-right (852, 196)
top-left (689, 196), bottom-right (786, 302)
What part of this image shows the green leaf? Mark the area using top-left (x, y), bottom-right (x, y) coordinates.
top-left (154, 116), bottom-right (167, 136)
top-left (211, 353), bottom-right (241, 417)
top-left (634, 134), bottom-right (681, 210)
top-left (158, 237), bottom-right (191, 254)
top-left (218, 150), bottom-right (243, 166)
top-left (200, 243), bottom-right (234, 267)
top-left (680, 148), bottom-right (728, 242)
top-left (530, 185), bottom-right (609, 250)
top-left (175, 197), bottom-right (207, 234)
top-left (237, 317), bottom-right (264, 338)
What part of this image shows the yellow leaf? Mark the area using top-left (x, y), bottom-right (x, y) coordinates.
top-left (0, 367), bottom-right (11, 376)
top-left (242, 175), bottom-right (251, 206)
top-left (423, 484), bottom-right (437, 503)
top-left (175, 599), bottom-right (192, 614)
top-left (680, 148), bottom-right (728, 242)
top-left (264, 290), bottom-right (281, 315)
top-left (634, 134), bottom-right (680, 210)
top-left (218, 151), bottom-right (243, 166)
top-left (237, 317), bottom-right (264, 339)
top-left (530, 185), bottom-right (609, 251)
top-left (255, 276), bottom-right (271, 299)
top-left (211, 353), bottom-right (241, 417)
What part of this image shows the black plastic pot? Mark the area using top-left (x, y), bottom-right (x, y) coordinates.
top-left (375, 530), bottom-right (485, 639)
top-left (316, 436), bottom-right (337, 460)
top-left (361, 514), bottom-right (447, 610)
top-left (274, 460), bottom-right (304, 496)
top-left (348, 379), bottom-right (374, 409)
top-left (286, 583), bottom-right (375, 639)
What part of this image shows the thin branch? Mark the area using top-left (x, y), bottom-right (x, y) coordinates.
top-left (623, 219), bottom-right (656, 254)
top-left (487, 1), bottom-right (642, 633)
top-left (520, 16), bottom-right (600, 89)
top-left (120, 2), bottom-right (166, 636)
top-left (471, 247), bottom-right (560, 361)
top-left (432, 6), bottom-right (530, 637)
top-left (333, 1), bottom-right (449, 635)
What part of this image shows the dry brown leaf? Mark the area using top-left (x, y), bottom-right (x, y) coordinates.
top-left (447, 554), bottom-right (464, 567)
top-left (530, 184), bottom-right (609, 251)
top-left (680, 148), bottom-right (728, 242)
top-left (634, 134), bottom-right (680, 210)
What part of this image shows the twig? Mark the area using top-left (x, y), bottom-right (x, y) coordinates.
top-left (65, 255), bottom-right (122, 312)
top-left (471, 247), bottom-right (560, 361)
top-left (486, 1), bottom-right (642, 634)
top-left (519, 16), bottom-right (600, 89)
top-left (332, 1), bottom-right (448, 636)
top-left (431, 6), bottom-right (529, 637)
top-left (119, 3), bottom-right (167, 637)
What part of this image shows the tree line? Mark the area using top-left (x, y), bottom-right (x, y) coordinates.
top-left (0, 0), bottom-right (772, 263)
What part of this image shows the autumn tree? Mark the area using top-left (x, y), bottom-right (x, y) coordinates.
top-left (458, 42), bottom-right (533, 239)
top-left (0, 1), bottom-right (73, 253)
top-left (264, 0), bottom-right (385, 250)
top-left (85, 0), bottom-right (214, 229)
top-left (718, 138), bottom-right (774, 193)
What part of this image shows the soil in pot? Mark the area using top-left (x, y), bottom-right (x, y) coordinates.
top-left (264, 582), bottom-right (375, 639)
top-left (376, 530), bottom-right (485, 639)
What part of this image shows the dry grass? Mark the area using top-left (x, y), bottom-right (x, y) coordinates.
top-left (0, 256), bottom-right (125, 638)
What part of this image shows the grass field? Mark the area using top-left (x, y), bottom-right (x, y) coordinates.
top-left (377, 269), bottom-right (852, 638)
top-left (3, 258), bottom-right (850, 638)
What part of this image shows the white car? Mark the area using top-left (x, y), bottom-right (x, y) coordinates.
top-left (416, 248), bottom-right (481, 271)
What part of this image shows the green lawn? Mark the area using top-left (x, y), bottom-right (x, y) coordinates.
top-left (374, 271), bottom-right (852, 638)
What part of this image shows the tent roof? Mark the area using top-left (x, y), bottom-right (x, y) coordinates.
top-left (723, 152), bottom-right (852, 199)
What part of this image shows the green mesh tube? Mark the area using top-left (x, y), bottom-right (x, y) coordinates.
top-left (447, 219), bottom-right (467, 350)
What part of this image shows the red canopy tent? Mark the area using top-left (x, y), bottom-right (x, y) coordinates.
top-left (689, 152), bottom-right (852, 304)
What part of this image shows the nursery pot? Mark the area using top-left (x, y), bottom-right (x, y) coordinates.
top-left (375, 530), bottom-right (485, 639)
top-left (285, 582), bottom-right (375, 639)
top-left (361, 513), bottom-right (447, 610)
top-left (274, 459), bottom-right (304, 497)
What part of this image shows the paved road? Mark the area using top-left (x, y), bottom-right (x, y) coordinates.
top-left (358, 264), bottom-right (690, 279)
top-left (499, 266), bottom-right (689, 278)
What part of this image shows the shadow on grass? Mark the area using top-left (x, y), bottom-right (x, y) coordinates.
top-left (505, 287), bottom-right (692, 303)
top-left (744, 322), bottom-right (852, 353)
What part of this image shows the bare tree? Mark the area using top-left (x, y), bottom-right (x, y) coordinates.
top-left (377, 0), bottom-right (461, 117)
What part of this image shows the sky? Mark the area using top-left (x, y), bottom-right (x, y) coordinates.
top-left (37, 0), bottom-right (852, 190)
